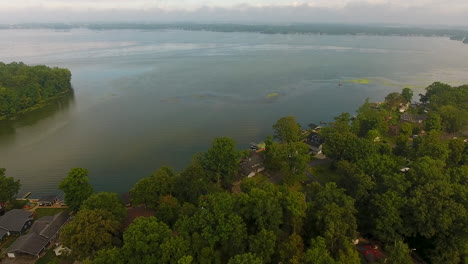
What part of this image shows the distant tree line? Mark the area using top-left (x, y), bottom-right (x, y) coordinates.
top-left (0, 62), bottom-right (72, 117)
top-left (2, 23), bottom-right (468, 44)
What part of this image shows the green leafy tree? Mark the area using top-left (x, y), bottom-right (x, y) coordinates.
top-left (177, 256), bottom-right (194, 264)
top-left (92, 248), bottom-right (124, 264)
top-left (248, 229), bottom-right (276, 263)
top-left (0, 168), bottom-right (20, 205)
top-left (202, 137), bottom-right (241, 187)
top-left (130, 166), bottom-right (175, 208)
top-left (174, 154), bottom-right (211, 204)
top-left (424, 112), bottom-right (442, 132)
top-left (237, 185), bottom-right (283, 233)
top-left (188, 192), bottom-right (247, 259)
top-left (399, 123), bottom-right (413, 137)
top-left (265, 141), bottom-right (310, 185)
top-left (303, 236), bottom-right (336, 264)
top-left (82, 192), bottom-right (127, 222)
top-left (228, 253), bottom-right (263, 264)
top-left (60, 209), bottom-right (120, 259)
top-left (156, 195), bottom-right (181, 227)
top-left (160, 235), bottom-right (191, 264)
top-left (448, 138), bottom-right (465, 166)
top-left (401, 88), bottom-right (413, 103)
top-left (439, 105), bottom-right (467, 133)
top-left (369, 191), bottom-right (407, 242)
top-left (58, 168), bottom-right (94, 211)
top-left (273, 116), bottom-right (302, 143)
top-left (122, 216), bottom-right (172, 263)
top-left (336, 160), bottom-right (374, 201)
top-left (413, 132), bottom-right (449, 162)
top-left (282, 189), bottom-right (307, 233)
top-left (305, 183), bottom-right (358, 258)
top-left (278, 233), bottom-right (304, 264)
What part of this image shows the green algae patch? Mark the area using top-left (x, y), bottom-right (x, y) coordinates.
top-left (266, 92), bottom-right (280, 98)
top-left (345, 78), bottom-right (371, 84)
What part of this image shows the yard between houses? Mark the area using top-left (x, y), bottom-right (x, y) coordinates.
top-left (309, 164), bottom-right (340, 184)
top-left (34, 208), bottom-right (69, 219)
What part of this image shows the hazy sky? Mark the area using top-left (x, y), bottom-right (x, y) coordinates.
top-left (1, 0), bottom-right (468, 25)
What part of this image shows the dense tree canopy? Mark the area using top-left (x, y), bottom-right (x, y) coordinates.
top-left (0, 62), bottom-right (72, 117)
top-left (60, 209), bottom-right (120, 259)
top-left (37, 82), bottom-right (468, 264)
top-left (272, 116), bottom-right (302, 143)
top-left (82, 192), bottom-right (127, 222)
top-left (202, 137), bottom-right (241, 187)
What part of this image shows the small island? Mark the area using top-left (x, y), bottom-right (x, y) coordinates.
top-left (0, 62), bottom-right (72, 119)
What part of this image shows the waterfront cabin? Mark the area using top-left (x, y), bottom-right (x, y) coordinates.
top-left (0, 209), bottom-right (33, 235)
top-left (7, 211), bottom-right (70, 258)
top-left (400, 113), bottom-right (427, 124)
top-left (241, 151), bottom-right (265, 178)
top-left (38, 195), bottom-right (59, 206)
top-left (306, 132), bottom-right (324, 155)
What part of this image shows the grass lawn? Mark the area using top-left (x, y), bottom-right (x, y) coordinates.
top-left (1, 235), bottom-right (18, 249)
top-left (36, 248), bottom-right (58, 264)
top-left (34, 208), bottom-right (69, 219)
top-left (309, 164), bottom-right (341, 184)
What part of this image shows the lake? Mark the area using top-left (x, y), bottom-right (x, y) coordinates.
top-left (1, 29), bottom-right (468, 197)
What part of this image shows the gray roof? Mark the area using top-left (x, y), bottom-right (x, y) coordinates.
top-left (7, 211), bottom-right (70, 257)
top-left (7, 233), bottom-right (49, 256)
top-left (0, 228), bottom-right (8, 239)
top-left (0, 209), bottom-right (33, 232)
top-left (241, 151), bottom-right (265, 175)
top-left (29, 216), bottom-right (54, 234)
top-left (39, 195), bottom-right (58, 203)
top-left (40, 212), bottom-right (69, 239)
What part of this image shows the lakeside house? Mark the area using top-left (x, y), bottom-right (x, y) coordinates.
top-left (0, 209), bottom-right (33, 236)
top-left (38, 195), bottom-right (59, 206)
top-left (7, 211), bottom-right (70, 258)
top-left (400, 113), bottom-right (427, 124)
top-left (306, 132), bottom-right (324, 155)
top-left (241, 151), bottom-right (265, 178)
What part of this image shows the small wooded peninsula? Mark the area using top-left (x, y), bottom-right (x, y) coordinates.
top-left (0, 62), bottom-right (72, 119)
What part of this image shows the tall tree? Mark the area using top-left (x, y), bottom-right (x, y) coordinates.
top-left (60, 209), bottom-right (120, 259)
top-left (122, 216), bottom-right (172, 264)
top-left (130, 166), bottom-right (176, 208)
top-left (82, 192), bottom-right (127, 222)
top-left (273, 116), bottom-right (302, 143)
top-left (227, 253), bottom-right (263, 264)
top-left (58, 168), bottom-right (94, 211)
top-left (0, 168), bottom-right (20, 205)
top-left (303, 236), bottom-right (336, 264)
top-left (401, 88), bottom-right (413, 103)
top-left (248, 229), bottom-right (276, 263)
top-left (305, 183), bottom-right (358, 259)
top-left (202, 137), bottom-right (241, 187)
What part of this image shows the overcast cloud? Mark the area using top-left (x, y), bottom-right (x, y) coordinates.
top-left (1, 0), bottom-right (467, 25)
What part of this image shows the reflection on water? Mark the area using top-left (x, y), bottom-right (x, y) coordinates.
top-left (0, 92), bottom-right (75, 144)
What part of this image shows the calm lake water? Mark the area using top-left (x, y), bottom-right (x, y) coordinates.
top-left (1, 29), bottom-right (468, 197)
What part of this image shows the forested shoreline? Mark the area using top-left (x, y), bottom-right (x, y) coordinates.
top-left (0, 62), bottom-right (72, 119)
top-left (1, 23), bottom-right (468, 44)
top-left (1, 82), bottom-right (467, 263)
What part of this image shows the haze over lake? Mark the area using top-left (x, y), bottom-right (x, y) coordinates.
top-left (1, 28), bottom-right (468, 197)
